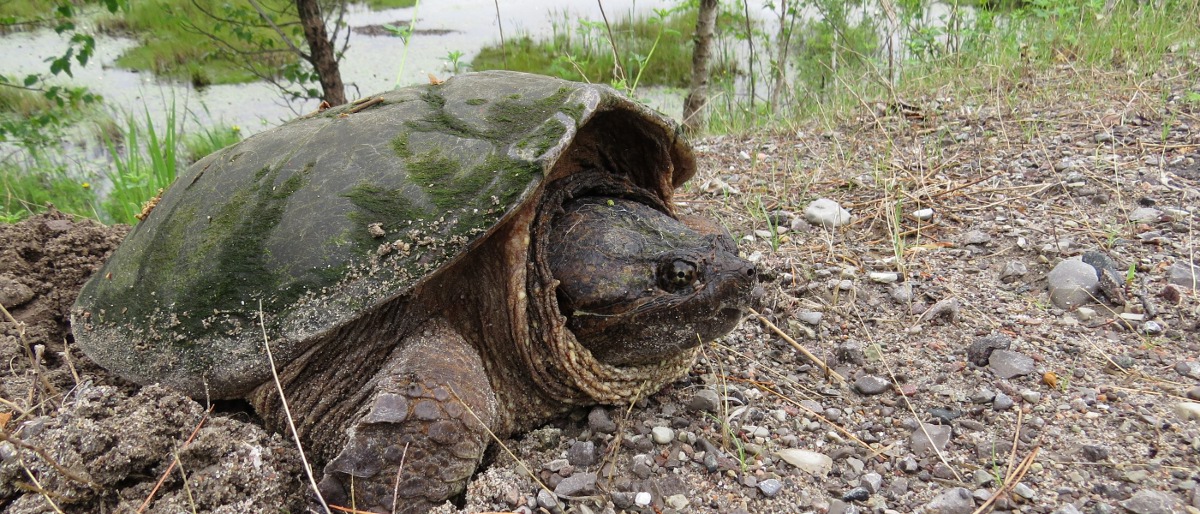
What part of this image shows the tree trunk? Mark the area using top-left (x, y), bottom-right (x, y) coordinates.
top-left (682, 0), bottom-right (718, 134)
top-left (296, 0), bottom-right (346, 106)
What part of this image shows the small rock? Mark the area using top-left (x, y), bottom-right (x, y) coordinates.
top-left (1167, 262), bottom-right (1198, 290)
top-left (757, 478), bottom-right (783, 498)
top-left (861, 472), bottom-right (883, 494)
top-left (567, 441), bottom-right (595, 467)
top-left (989, 349), bottom-right (1036, 379)
top-left (651, 426), bottom-right (675, 445)
top-left (1076, 306), bottom-right (1097, 320)
top-left (890, 283), bottom-right (913, 303)
top-left (967, 334), bottom-right (1011, 367)
top-left (1081, 445), bottom-right (1110, 462)
top-left (1141, 321), bottom-right (1163, 335)
top-left (776, 448), bottom-right (833, 477)
top-left (854, 375), bottom-right (891, 395)
top-left (665, 494), bottom-right (689, 510)
top-left (842, 486), bottom-right (870, 502)
top-left (1020, 390), bottom-right (1042, 404)
top-left (1119, 489), bottom-right (1185, 514)
top-left (1011, 482), bottom-right (1036, 500)
top-left (1175, 402), bottom-right (1200, 422)
top-left (1048, 258), bottom-right (1101, 309)
top-left (960, 230), bottom-right (992, 246)
top-left (797, 311), bottom-right (824, 325)
top-left (1129, 207), bottom-right (1163, 223)
top-left (924, 487), bottom-right (975, 514)
top-left (913, 208), bottom-right (935, 221)
top-left (804, 198), bottom-right (853, 228)
top-left (912, 423), bottom-right (951, 456)
top-left (1171, 360), bottom-right (1200, 381)
top-left (993, 392), bottom-right (1014, 411)
top-left (554, 472), bottom-right (597, 497)
top-left (536, 489), bottom-right (558, 509)
top-left (919, 298), bottom-right (960, 324)
top-left (688, 389), bottom-right (721, 412)
top-left (588, 407), bottom-right (616, 434)
top-left (1185, 387), bottom-right (1200, 401)
top-left (869, 272), bottom-right (900, 283)
top-left (1000, 261), bottom-right (1028, 283)
top-left (1053, 504), bottom-right (1084, 514)
top-left (0, 276), bottom-right (35, 308)
top-left (634, 491), bottom-right (652, 507)
top-left (899, 456), bottom-right (919, 473)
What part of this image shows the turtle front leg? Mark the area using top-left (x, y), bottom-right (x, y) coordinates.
top-left (317, 318), bottom-right (497, 513)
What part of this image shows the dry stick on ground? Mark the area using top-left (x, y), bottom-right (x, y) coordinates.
top-left (749, 307), bottom-right (845, 383)
top-left (19, 456), bottom-right (65, 514)
top-left (0, 430), bottom-right (98, 488)
top-left (136, 406), bottom-right (213, 513)
top-left (0, 303), bottom-right (59, 410)
top-left (390, 442), bottom-right (409, 514)
top-left (258, 300), bottom-right (332, 514)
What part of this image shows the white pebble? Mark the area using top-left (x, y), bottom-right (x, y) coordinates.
top-left (912, 208), bottom-right (935, 220)
top-left (775, 448), bottom-right (832, 477)
top-left (634, 492), bottom-right (652, 507)
top-left (1175, 402), bottom-right (1200, 422)
top-left (651, 426), bottom-right (675, 444)
top-left (869, 272), bottom-right (900, 283)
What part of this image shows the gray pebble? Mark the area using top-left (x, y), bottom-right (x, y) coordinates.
top-left (1142, 320), bottom-right (1163, 335)
top-left (993, 392), bottom-right (1014, 411)
top-left (1081, 445), bottom-right (1109, 462)
top-left (1119, 489), bottom-right (1185, 514)
top-left (757, 478), bottom-right (783, 498)
top-left (1129, 207), bottom-right (1163, 223)
top-left (861, 472), bottom-right (883, 494)
top-left (688, 389), bottom-right (721, 412)
top-left (1000, 261), bottom-right (1028, 283)
top-left (989, 349), bottom-right (1036, 379)
top-left (588, 407), bottom-right (616, 434)
top-left (853, 375), bottom-right (891, 395)
top-left (1167, 261), bottom-right (1198, 290)
top-left (553, 472), bottom-right (597, 497)
top-left (797, 311), bottom-right (824, 325)
top-left (0, 276), bottom-right (34, 308)
top-left (567, 441), bottom-right (595, 467)
top-left (960, 230), bottom-right (992, 246)
top-left (1175, 361), bottom-right (1200, 380)
top-left (536, 489), bottom-right (558, 509)
top-left (1048, 258), bottom-right (1100, 309)
top-left (967, 334), bottom-right (1011, 366)
top-left (899, 456), bottom-right (920, 473)
top-left (890, 283), bottom-right (913, 303)
top-left (1011, 482), bottom-right (1036, 500)
top-left (1053, 504), bottom-right (1083, 514)
top-left (919, 298), bottom-right (960, 324)
top-left (912, 423), bottom-right (951, 456)
top-left (924, 487), bottom-right (975, 514)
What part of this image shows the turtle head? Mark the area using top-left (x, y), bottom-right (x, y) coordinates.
top-left (549, 197), bottom-right (758, 367)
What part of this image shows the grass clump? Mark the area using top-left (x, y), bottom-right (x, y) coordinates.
top-left (473, 6), bottom-right (724, 91)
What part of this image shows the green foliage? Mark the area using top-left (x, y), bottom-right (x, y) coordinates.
top-left (0, 0), bottom-right (121, 147)
top-left (101, 106), bottom-right (181, 224)
top-left (473, 6), bottom-right (709, 91)
top-left (100, 0), bottom-right (299, 87)
top-left (1, 158), bottom-right (99, 221)
top-left (182, 123), bottom-right (242, 163)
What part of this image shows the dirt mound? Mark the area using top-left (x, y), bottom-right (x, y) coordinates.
top-left (0, 212), bottom-right (305, 513)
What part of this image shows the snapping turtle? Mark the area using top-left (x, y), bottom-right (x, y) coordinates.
top-left (72, 71), bottom-right (757, 512)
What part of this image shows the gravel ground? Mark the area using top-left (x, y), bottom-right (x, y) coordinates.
top-left (2, 62), bottom-right (1199, 513)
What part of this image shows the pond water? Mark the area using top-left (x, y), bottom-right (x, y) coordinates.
top-left (1, 0), bottom-right (681, 137)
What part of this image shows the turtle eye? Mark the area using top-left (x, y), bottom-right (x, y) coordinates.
top-left (657, 259), bottom-right (698, 292)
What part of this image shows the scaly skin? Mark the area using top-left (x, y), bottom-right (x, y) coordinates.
top-left (316, 318), bottom-right (496, 513)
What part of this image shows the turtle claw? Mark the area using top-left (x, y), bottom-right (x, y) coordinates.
top-left (318, 319), bottom-right (497, 514)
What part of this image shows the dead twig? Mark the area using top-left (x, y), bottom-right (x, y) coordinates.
top-left (750, 308), bottom-right (845, 383)
top-left (0, 430), bottom-right (98, 489)
top-left (136, 405), bottom-right (213, 513)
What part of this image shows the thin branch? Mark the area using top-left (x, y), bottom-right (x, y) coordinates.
top-left (247, 0), bottom-right (310, 60)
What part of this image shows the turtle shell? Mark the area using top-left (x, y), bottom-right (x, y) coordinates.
top-left (72, 71), bottom-right (695, 399)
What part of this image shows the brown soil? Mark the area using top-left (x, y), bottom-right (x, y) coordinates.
top-left (2, 63), bottom-right (1199, 514)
